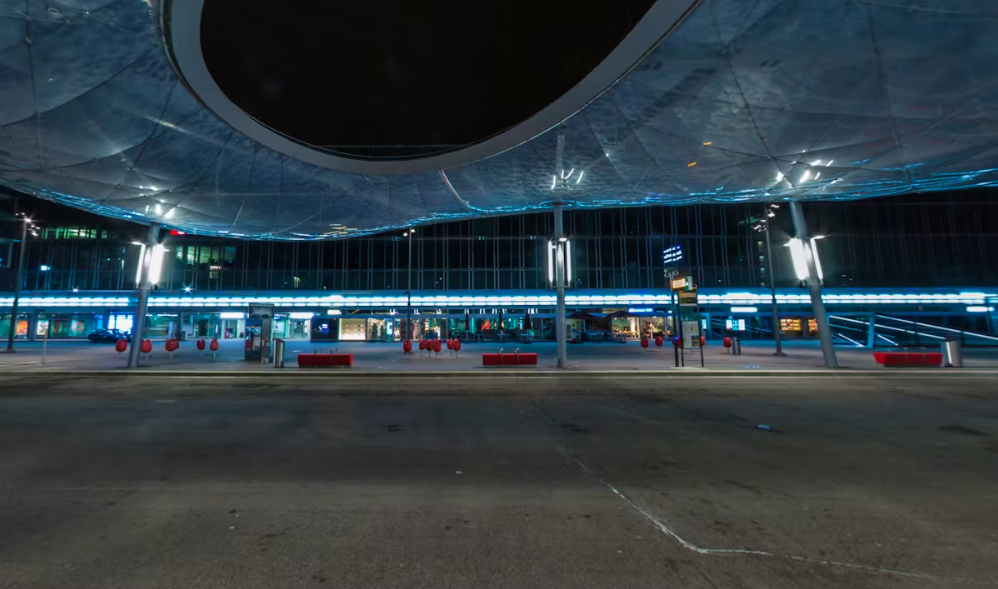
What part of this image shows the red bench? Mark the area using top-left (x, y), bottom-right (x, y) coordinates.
top-left (298, 353), bottom-right (354, 367)
top-left (483, 353), bottom-right (538, 366)
top-left (873, 352), bottom-right (943, 367)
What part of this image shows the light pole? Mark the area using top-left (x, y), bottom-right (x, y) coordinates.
top-left (5, 214), bottom-right (38, 353)
top-left (403, 229), bottom-right (413, 343)
top-left (549, 129), bottom-right (581, 369)
top-left (756, 204), bottom-right (786, 356)
top-left (127, 224), bottom-right (161, 368)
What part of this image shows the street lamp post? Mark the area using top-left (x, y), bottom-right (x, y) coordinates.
top-left (760, 204), bottom-right (786, 356)
top-left (788, 200), bottom-right (838, 368)
top-left (4, 215), bottom-right (32, 352)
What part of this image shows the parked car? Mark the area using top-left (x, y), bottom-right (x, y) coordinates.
top-left (86, 329), bottom-right (131, 343)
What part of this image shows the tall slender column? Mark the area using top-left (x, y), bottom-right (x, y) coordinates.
top-left (127, 224), bottom-right (160, 368)
top-left (788, 201), bottom-right (838, 367)
top-left (406, 230), bottom-right (412, 341)
top-left (4, 220), bottom-right (28, 352)
top-left (763, 206), bottom-right (785, 356)
top-left (554, 202), bottom-right (567, 368)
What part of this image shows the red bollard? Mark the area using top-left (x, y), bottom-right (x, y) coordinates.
top-left (453, 339), bottom-right (461, 355)
top-left (700, 336), bottom-right (706, 347)
top-left (403, 339), bottom-right (412, 353)
top-left (640, 337), bottom-right (649, 349)
top-left (196, 339), bottom-right (206, 351)
top-left (723, 336), bottom-right (732, 352)
top-left (654, 336), bottom-right (664, 347)
top-left (418, 339), bottom-right (426, 351)
top-left (114, 339), bottom-right (127, 353)
top-left (433, 339), bottom-right (442, 354)
top-left (140, 339), bottom-right (152, 354)
top-left (209, 338), bottom-right (218, 351)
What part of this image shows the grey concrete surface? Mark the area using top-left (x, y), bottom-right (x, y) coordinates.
top-left (5, 338), bottom-right (998, 372)
top-left (1, 374), bottom-right (997, 588)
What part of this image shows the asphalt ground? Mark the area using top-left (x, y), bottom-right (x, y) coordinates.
top-left (1, 374), bottom-right (996, 588)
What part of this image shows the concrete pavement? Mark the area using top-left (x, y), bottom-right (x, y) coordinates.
top-left (0, 374), bottom-right (996, 588)
top-left (4, 338), bottom-right (998, 373)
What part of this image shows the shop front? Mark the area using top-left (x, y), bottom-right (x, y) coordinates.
top-left (273, 312), bottom-right (311, 340)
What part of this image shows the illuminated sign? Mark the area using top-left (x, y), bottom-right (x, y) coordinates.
top-left (671, 277), bottom-right (688, 290)
top-left (662, 245), bottom-right (683, 265)
top-left (725, 319), bottom-right (746, 331)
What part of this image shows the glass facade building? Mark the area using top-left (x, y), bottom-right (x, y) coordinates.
top-left (3, 191), bottom-right (998, 345)
top-left (6, 191), bottom-right (998, 294)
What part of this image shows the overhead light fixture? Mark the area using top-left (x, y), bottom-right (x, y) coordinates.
top-left (810, 237), bottom-right (824, 282)
top-left (149, 244), bottom-right (167, 284)
top-left (786, 238), bottom-right (809, 281)
top-left (551, 175), bottom-right (557, 190)
top-left (165, 208), bottom-right (176, 219)
top-left (547, 241), bottom-right (554, 283)
top-left (576, 171), bottom-right (584, 184)
top-left (565, 240), bottom-right (572, 283)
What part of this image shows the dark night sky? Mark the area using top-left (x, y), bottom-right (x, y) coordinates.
top-left (201, 0), bottom-right (656, 149)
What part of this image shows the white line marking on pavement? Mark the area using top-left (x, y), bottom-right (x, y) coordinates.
top-left (564, 452), bottom-right (990, 583)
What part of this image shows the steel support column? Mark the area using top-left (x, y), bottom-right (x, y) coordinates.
top-left (554, 202), bottom-right (567, 369)
top-left (4, 220), bottom-right (28, 352)
top-left (789, 201), bottom-right (838, 367)
top-left (127, 224), bottom-right (160, 368)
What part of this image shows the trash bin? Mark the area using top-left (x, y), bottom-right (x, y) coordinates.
top-left (732, 338), bottom-right (742, 356)
top-left (942, 338), bottom-right (963, 368)
top-left (273, 338), bottom-right (285, 368)
top-left (274, 338), bottom-right (284, 368)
